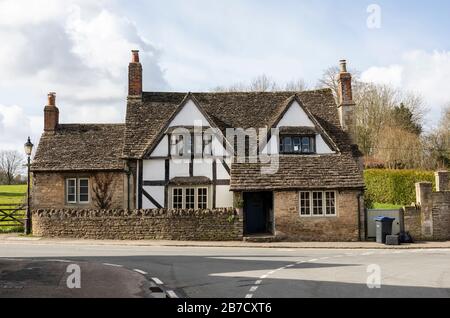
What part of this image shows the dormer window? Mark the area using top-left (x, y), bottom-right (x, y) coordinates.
top-left (280, 136), bottom-right (316, 154)
top-left (170, 129), bottom-right (214, 158)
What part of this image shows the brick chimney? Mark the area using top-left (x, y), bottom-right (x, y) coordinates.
top-left (128, 50), bottom-right (142, 98)
top-left (44, 92), bottom-right (59, 132)
top-left (337, 60), bottom-right (355, 134)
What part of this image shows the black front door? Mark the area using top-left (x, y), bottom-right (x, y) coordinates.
top-left (244, 192), bottom-right (273, 235)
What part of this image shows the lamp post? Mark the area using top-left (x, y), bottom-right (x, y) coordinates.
top-left (24, 137), bottom-right (34, 235)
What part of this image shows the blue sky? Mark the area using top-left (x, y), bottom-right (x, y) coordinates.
top-left (0, 0), bottom-right (449, 151)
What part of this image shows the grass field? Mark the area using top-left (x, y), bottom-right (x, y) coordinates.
top-left (0, 185), bottom-right (26, 233)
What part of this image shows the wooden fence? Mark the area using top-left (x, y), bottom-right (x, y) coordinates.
top-left (0, 204), bottom-right (25, 232)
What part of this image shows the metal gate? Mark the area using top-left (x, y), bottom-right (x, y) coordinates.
top-left (367, 209), bottom-right (403, 239)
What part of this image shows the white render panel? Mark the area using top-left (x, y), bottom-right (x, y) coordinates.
top-left (212, 135), bottom-right (229, 157)
top-left (277, 101), bottom-right (315, 128)
top-left (216, 185), bottom-right (233, 208)
top-left (261, 136), bottom-right (279, 155)
top-left (216, 159), bottom-right (231, 180)
top-left (143, 160), bottom-right (165, 181)
top-left (142, 186), bottom-right (165, 209)
top-left (150, 136), bottom-right (169, 157)
top-left (193, 159), bottom-right (213, 179)
top-left (169, 99), bottom-right (211, 128)
top-left (316, 135), bottom-right (335, 154)
top-left (170, 160), bottom-right (190, 179)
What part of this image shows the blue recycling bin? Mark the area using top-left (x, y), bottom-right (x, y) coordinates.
top-left (375, 216), bottom-right (396, 244)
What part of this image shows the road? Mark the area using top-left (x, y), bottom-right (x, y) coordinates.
top-left (1, 242), bottom-right (450, 298)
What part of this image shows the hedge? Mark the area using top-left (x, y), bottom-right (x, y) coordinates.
top-left (364, 169), bottom-right (435, 206)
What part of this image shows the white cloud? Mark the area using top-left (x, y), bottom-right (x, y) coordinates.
top-left (361, 50), bottom-right (450, 126)
top-left (0, 104), bottom-right (42, 152)
top-left (0, 0), bottom-right (168, 151)
top-left (361, 65), bottom-right (403, 87)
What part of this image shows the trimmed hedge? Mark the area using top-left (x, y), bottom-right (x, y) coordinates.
top-left (364, 169), bottom-right (435, 206)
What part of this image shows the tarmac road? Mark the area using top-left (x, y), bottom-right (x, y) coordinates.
top-left (1, 242), bottom-right (449, 298)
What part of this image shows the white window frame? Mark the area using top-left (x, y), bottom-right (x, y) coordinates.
top-left (172, 188), bottom-right (184, 209)
top-left (197, 187), bottom-right (209, 210)
top-left (66, 178), bottom-right (77, 204)
top-left (299, 191), bottom-right (337, 217)
top-left (78, 178), bottom-right (90, 204)
top-left (171, 186), bottom-right (210, 209)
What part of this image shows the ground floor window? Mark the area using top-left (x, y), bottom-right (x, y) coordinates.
top-left (171, 186), bottom-right (209, 209)
top-left (66, 178), bottom-right (90, 204)
top-left (299, 191), bottom-right (336, 217)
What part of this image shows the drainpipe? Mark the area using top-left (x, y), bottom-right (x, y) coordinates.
top-left (126, 162), bottom-right (131, 211)
top-left (357, 191), bottom-right (365, 242)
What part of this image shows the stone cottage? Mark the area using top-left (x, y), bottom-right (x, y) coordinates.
top-left (31, 50), bottom-right (365, 242)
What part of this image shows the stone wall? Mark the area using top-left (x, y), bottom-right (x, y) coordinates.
top-left (405, 171), bottom-right (450, 241)
top-left (274, 190), bottom-right (362, 242)
top-left (32, 208), bottom-right (243, 241)
top-left (432, 192), bottom-right (450, 241)
top-left (403, 206), bottom-right (422, 240)
top-left (32, 171), bottom-right (127, 210)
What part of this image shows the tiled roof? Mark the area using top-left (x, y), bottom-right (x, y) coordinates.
top-left (32, 88), bottom-right (364, 190)
top-left (123, 89), bottom-right (353, 158)
top-left (230, 154), bottom-right (365, 191)
top-left (32, 124), bottom-right (126, 172)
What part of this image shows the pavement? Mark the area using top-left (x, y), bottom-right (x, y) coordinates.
top-left (1, 239), bottom-right (450, 298)
top-left (1, 234), bottom-right (450, 249)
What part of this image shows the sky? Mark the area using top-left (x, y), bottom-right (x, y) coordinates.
top-left (0, 0), bottom-right (449, 152)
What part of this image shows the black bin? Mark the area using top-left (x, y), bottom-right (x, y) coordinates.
top-left (375, 216), bottom-right (395, 244)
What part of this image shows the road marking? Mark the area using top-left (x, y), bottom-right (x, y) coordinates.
top-left (47, 259), bottom-right (72, 263)
top-left (152, 277), bottom-right (164, 285)
top-left (362, 252), bottom-right (375, 256)
top-left (249, 286), bottom-right (259, 293)
top-left (308, 259), bottom-right (318, 262)
top-left (245, 294), bottom-right (254, 299)
top-left (167, 290), bottom-right (179, 298)
top-left (103, 263), bottom-right (123, 268)
top-left (255, 280), bottom-right (262, 285)
top-left (133, 269), bottom-right (148, 275)
top-left (286, 264), bottom-right (294, 268)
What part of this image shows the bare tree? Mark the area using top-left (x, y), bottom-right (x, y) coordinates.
top-left (284, 79), bottom-right (308, 92)
top-left (0, 151), bottom-right (24, 185)
top-left (212, 74), bottom-right (307, 93)
top-left (424, 105), bottom-right (450, 169)
top-left (92, 173), bottom-right (114, 210)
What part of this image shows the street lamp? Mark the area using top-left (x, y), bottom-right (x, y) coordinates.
top-left (24, 137), bottom-right (34, 235)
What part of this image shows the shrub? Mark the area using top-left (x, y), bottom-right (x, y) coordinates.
top-left (364, 169), bottom-right (435, 206)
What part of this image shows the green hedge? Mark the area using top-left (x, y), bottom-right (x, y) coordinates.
top-left (364, 169), bottom-right (435, 206)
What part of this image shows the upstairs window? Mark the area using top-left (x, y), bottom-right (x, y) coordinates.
top-left (171, 133), bottom-right (213, 158)
top-left (280, 136), bottom-right (316, 154)
top-left (171, 134), bottom-right (192, 157)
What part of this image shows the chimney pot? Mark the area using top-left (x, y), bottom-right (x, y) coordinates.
top-left (131, 50), bottom-right (140, 63)
top-left (47, 92), bottom-right (56, 107)
top-left (339, 60), bottom-right (348, 73)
